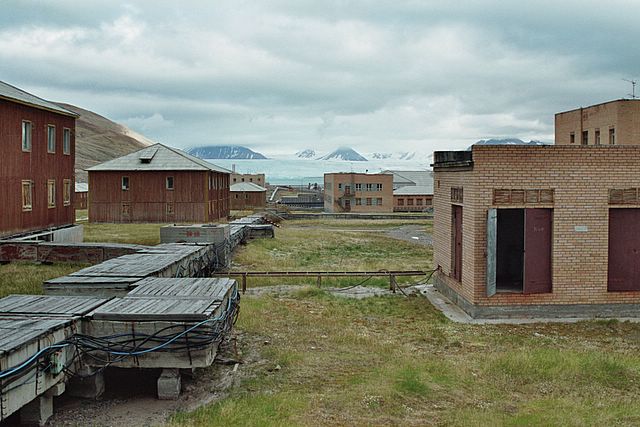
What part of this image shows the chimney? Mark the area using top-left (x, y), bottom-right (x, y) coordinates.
top-left (232, 164), bottom-right (236, 173)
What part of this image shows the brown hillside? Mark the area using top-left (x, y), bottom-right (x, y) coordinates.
top-left (56, 103), bottom-right (153, 182)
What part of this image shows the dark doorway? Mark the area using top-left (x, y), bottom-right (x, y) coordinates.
top-left (608, 209), bottom-right (640, 291)
top-left (496, 209), bottom-right (524, 292)
top-left (452, 205), bottom-right (463, 281)
top-left (488, 208), bottom-right (552, 295)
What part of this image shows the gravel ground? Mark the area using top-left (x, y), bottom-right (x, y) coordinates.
top-left (385, 224), bottom-right (432, 246)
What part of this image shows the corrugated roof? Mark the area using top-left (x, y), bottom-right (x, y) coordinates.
top-left (75, 183), bottom-right (89, 193)
top-left (86, 143), bottom-right (231, 173)
top-left (393, 185), bottom-right (433, 196)
top-left (230, 182), bottom-right (267, 192)
top-left (0, 80), bottom-right (78, 117)
top-left (383, 170), bottom-right (433, 191)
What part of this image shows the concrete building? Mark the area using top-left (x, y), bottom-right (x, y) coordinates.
top-left (555, 99), bottom-right (640, 146)
top-left (324, 172), bottom-right (393, 213)
top-left (230, 182), bottom-right (267, 210)
top-left (231, 172), bottom-right (266, 187)
top-left (432, 145), bottom-right (640, 318)
top-left (0, 80), bottom-right (78, 238)
top-left (88, 144), bottom-right (230, 223)
top-left (393, 186), bottom-right (433, 212)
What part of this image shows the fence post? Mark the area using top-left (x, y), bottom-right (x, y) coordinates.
top-left (317, 275), bottom-right (322, 288)
top-left (390, 274), bottom-right (396, 293)
top-left (242, 273), bottom-right (247, 294)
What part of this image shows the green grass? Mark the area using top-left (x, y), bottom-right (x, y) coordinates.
top-left (82, 222), bottom-right (166, 245)
top-left (170, 218), bottom-right (640, 426)
top-left (0, 262), bottom-right (88, 297)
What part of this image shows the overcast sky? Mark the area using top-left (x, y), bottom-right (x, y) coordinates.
top-left (1, 1), bottom-right (639, 156)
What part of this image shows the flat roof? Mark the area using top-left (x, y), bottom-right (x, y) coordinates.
top-left (555, 98), bottom-right (640, 115)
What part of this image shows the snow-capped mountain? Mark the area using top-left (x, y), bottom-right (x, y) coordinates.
top-left (316, 147), bottom-right (368, 161)
top-left (187, 145), bottom-right (267, 159)
top-left (368, 151), bottom-right (421, 161)
top-left (295, 149), bottom-right (316, 159)
top-left (471, 138), bottom-right (547, 148)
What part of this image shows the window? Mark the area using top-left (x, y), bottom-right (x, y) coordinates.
top-left (398, 198), bottom-right (404, 206)
top-left (355, 183), bottom-right (362, 191)
top-left (372, 198), bottom-right (378, 206)
top-left (249, 178), bottom-right (253, 182)
top-left (338, 183), bottom-right (343, 190)
top-left (63, 128), bottom-right (71, 155)
top-left (407, 198), bottom-right (414, 206)
top-left (569, 132), bottom-right (575, 144)
top-left (47, 179), bottom-right (56, 208)
top-left (417, 198), bottom-right (423, 206)
top-left (595, 129), bottom-right (601, 145)
top-left (366, 198), bottom-right (372, 206)
top-left (235, 194), bottom-right (239, 199)
top-left (610, 127), bottom-right (616, 145)
top-left (366, 183), bottom-right (373, 191)
top-left (121, 176), bottom-right (129, 190)
top-left (486, 208), bottom-right (552, 295)
top-left (582, 130), bottom-right (588, 145)
top-left (355, 198), bottom-right (362, 205)
top-left (22, 121), bottom-right (32, 151)
top-left (233, 178), bottom-right (237, 183)
top-left (376, 183), bottom-right (383, 191)
top-left (21, 180), bottom-right (33, 211)
top-left (166, 202), bottom-right (175, 215)
top-left (376, 197), bottom-right (382, 205)
top-left (166, 176), bottom-right (174, 190)
top-left (245, 193), bottom-right (249, 199)
top-left (47, 125), bottom-right (56, 153)
top-left (63, 179), bottom-right (71, 206)
top-left (121, 202), bottom-right (131, 216)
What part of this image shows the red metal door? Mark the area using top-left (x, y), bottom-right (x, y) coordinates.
top-left (452, 205), bottom-right (463, 281)
top-left (608, 209), bottom-right (640, 291)
top-left (523, 208), bottom-right (552, 294)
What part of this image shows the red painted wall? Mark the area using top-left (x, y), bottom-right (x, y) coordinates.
top-left (0, 99), bottom-right (76, 237)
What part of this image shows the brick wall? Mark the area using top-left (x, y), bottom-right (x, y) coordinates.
top-left (434, 145), bottom-right (640, 307)
top-left (324, 173), bottom-right (393, 213)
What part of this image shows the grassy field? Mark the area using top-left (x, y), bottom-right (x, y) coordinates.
top-left (0, 262), bottom-right (88, 298)
top-left (82, 222), bottom-right (165, 246)
top-left (171, 218), bottom-right (640, 426)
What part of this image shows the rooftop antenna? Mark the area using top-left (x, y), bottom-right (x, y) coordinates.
top-left (623, 78), bottom-right (638, 99)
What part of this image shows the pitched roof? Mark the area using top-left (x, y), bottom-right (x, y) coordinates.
top-left (86, 143), bottom-right (231, 173)
top-left (393, 185), bottom-right (433, 196)
top-left (382, 170), bottom-right (433, 191)
top-left (230, 182), bottom-right (267, 192)
top-left (0, 80), bottom-right (78, 117)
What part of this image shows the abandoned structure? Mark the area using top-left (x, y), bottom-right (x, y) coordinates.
top-left (433, 145), bottom-right (640, 318)
top-left (393, 186), bottom-right (433, 212)
top-left (231, 170), bottom-right (266, 187)
top-left (87, 144), bottom-right (230, 223)
top-left (230, 182), bottom-right (267, 210)
top-left (74, 182), bottom-right (88, 210)
top-left (0, 80), bottom-right (78, 238)
top-left (555, 99), bottom-right (640, 146)
top-left (324, 172), bottom-right (393, 213)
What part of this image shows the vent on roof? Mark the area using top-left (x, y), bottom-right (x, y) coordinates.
top-left (139, 147), bottom-right (158, 164)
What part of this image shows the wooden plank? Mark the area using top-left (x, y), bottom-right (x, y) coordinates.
top-left (0, 295), bottom-right (109, 316)
top-left (91, 297), bottom-right (222, 321)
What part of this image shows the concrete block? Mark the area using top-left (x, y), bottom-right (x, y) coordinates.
top-left (157, 368), bottom-right (181, 400)
top-left (20, 395), bottom-right (53, 426)
top-left (160, 224), bottom-right (230, 244)
top-left (45, 381), bottom-right (66, 397)
top-left (67, 367), bottom-right (105, 399)
top-left (52, 224), bottom-right (84, 243)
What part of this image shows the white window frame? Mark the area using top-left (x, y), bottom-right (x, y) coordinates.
top-left (166, 176), bottom-right (174, 190)
top-left (63, 179), bottom-right (71, 206)
top-left (63, 128), bottom-right (71, 155)
top-left (22, 121), bottom-right (32, 152)
top-left (21, 180), bottom-right (33, 211)
top-left (47, 179), bottom-right (56, 208)
top-left (121, 176), bottom-right (130, 191)
top-left (47, 125), bottom-right (56, 153)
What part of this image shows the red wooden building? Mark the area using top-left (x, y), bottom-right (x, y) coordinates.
top-left (88, 144), bottom-right (230, 223)
top-left (230, 182), bottom-right (267, 210)
top-left (0, 81), bottom-right (78, 238)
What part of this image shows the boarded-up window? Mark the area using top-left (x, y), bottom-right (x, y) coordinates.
top-left (47, 179), bottom-right (56, 208)
top-left (407, 198), bottom-right (414, 206)
top-left (166, 202), bottom-right (175, 215)
top-left (416, 198), bottom-right (423, 206)
top-left (22, 121), bottom-right (32, 151)
top-left (63, 179), bottom-right (71, 206)
top-left (609, 188), bottom-right (639, 205)
top-left (398, 198), bottom-right (404, 206)
top-left (451, 187), bottom-right (463, 203)
top-left (493, 189), bottom-right (554, 205)
top-left (21, 180), bottom-right (33, 211)
top-left (376, 197), bottom-right (382, 205)
top-left (121, 202), bottom-right (130, 216)
top-left (47, 125), bottom-right (56, 153)
top-left (63, 128), bottom-right (71, 155)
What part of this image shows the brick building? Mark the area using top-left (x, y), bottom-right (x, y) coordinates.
top-left (88, 144), bottom-right (230, 223)
top-left (555, 99), bottom-right (640, 146)
top-left (393, 186), bottom-right (433, 212)
top-left (324, 172), bottom-right (393, 213)
top-left (0, 80), bottom-right (78, 238)
top-left (230, 182), bottom-right (267, 210)
top-left (432, 145), bottom-right (640, 318)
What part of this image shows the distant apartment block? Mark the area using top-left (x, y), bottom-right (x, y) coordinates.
top-left (382, 170), bottom-right (434, 212)
top-left (555, 99), bottom-right (640, 146)
top-left (231, 172), bottom-right (266, 187)
top-left (324, 172), bottom-right (393, 213)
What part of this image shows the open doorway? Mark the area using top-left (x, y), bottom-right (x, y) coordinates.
top-left (487, 208), bottom-right (552, 295)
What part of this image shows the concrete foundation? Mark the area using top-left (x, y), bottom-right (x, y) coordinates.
top-left (157, 368), bottom-right (181, 400)
top-left (67, 367), bottom-right (105, 400)
top-left (20, 395), bottom-right (53, 427)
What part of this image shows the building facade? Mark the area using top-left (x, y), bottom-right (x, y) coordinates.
top-left (0, 81), bottom-right (77, 238)
top-left (88, 144), bottom-right (230, 223)
top-left (393, 186), bottom-right (433, 212)
top-left (231, 172), bottom-right (266, 187)
top-left (555, 99), bottom-right (640, 146)
top-left (74, 183), bottom-right (88, 210)
top-left (324, 173), bottom-right (393, 213)
top-left (433, 145), bottom-right (640, 318)
top-left (230, 182), bottom-right (267, 210)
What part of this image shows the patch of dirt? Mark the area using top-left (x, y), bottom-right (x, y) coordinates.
top-left (245, 284), bottom-right (427, 299)
top-left (385, 225), bottom-right (432, 246)
top-left (48, 333), bottom-right (265, 427)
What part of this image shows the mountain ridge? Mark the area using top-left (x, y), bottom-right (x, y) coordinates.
top-left (188, 145), bottom-right (267, 160)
